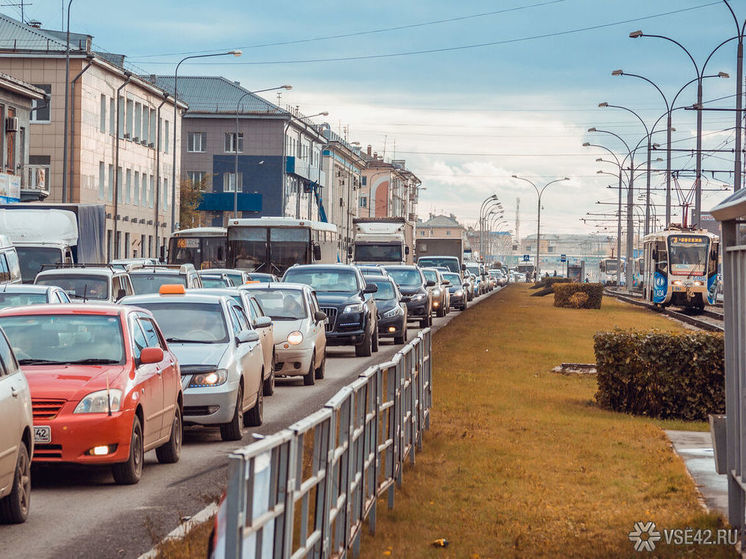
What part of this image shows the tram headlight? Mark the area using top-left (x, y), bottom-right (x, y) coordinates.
top-left (672, 280), bottom-right (683, 286)
top-left (694, 281), bottom-right (703, 286)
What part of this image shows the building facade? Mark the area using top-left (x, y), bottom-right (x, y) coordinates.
top-left (153, 76), bottom-right (327, 226)
top-left (0, 14), bottom-right (184, 259)
top-left (416, 214), bottom-right (465, 239)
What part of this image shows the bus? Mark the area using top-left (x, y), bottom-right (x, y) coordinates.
top-left (167, 227), bottom-right (227, 269)
top-left (642, 228), bottom-right (719, 310)
top-left (226, 217), bottom-right (338, 276)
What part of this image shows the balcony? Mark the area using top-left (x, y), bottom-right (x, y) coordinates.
top-left (286, 157), bottom-right (325, 185)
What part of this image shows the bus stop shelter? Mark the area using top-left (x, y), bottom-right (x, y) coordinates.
top-left (711, 188), bottom-right (746, 534)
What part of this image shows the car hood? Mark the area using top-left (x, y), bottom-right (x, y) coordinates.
top-left (315, 293), bottom-right (362, 306)
top-left (22, 364), bottom-right (128, 401)
top-left (375, 299), bottom-right (398, 313)
top-left (168, 342), bottom-right (230, 369)
top-left (398, 286), bottom-right (425, 296)
top-left (272, 319), bottom-right (306, 343)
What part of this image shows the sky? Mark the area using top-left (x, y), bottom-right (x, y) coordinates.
top-left (8, 0), bottom-right (744, 240)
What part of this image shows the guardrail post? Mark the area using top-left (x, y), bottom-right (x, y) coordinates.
top-left (225, 454), bottom-right (245, 559)
top-left (368, 366), bottom-right (381, 535)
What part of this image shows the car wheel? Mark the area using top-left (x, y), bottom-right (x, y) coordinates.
top-left (244, 381), bottom-right (263, 427)
top-left (155, 405), bottom-right (182, 464)
top-left (355, 328), bottom-right (372, 357)
top-left (394, 325), bottom-right (406, 345)
top-left (112, 416), bottom-right (144, 485)
top-left (220, 385), bottom-right (244, 441)
top-left (304, 353), bottom-right (316, 385)
top-left (263, 355), bottom-right (275, 397)
top-left (0, 442), bottom-right (30, 523)
top-left (461, 302), bottom-right (467, 311)
top-left (437, 304), bottom-right (446, 318)
top-left (372, 327), bottom-right (379, 353)
top-left (315, 351), bottom-right (326, 379)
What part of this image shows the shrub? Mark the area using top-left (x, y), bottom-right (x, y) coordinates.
top-left (553, 283), bottom-right (603, 309)
top-left (594, 329), bottom-right (724, 421)
top-left (568, 292), bottom-right (589, 308)
top-left (531, 277), bottom-right (571, 290)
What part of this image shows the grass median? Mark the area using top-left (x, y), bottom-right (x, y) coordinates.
top-left (360, 284), bottom-right (734, 558)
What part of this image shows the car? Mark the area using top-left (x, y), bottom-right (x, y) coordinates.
top-left (384, 265), bottom-right (434, 328)
top-left (246, 273), bottom-right (279, 283)
top-left (110, 258), bottom-right (160, 270)
top-left (128, 264), bottom-right (203, 294)
top-left (35, 265), bottom-right (135, 303)
top-left (283, 264), bottom-right (379, 357)
top-left (197, 271), bottom-right (235, 288)
top-left (0, 328), bottom-right (32, 523)
top-left (421, 267), bottom-right (450, 318)
top-left (356, 265), bottom-right (389, 277)
top-left (0, 285), bottom-right (71, 309)
top-left (0, 235), bottom-right (22, 285)
top-left (241, 283), bottom-right (327, 385)
top-left (121, 286), bottom-right (264, 441)
top-left (442, 271), bottom-right (467, 311)
top-left (200, 268), bottom-right (252, 287)
top-left (188, 288), bottom-right (275, 395)
top-left (463, 274), bottom-right (475, 301)
top-left (0, 304), bottom-right (183, 485)
top-left (364, 275), bottom-right (407, 345)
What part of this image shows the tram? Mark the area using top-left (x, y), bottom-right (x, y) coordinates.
top-left (599, 257), bottom-right (624, 285)
top-left (641, 227), bottom-right (719, 310)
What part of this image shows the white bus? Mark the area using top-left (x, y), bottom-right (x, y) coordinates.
top-left (167, 227), bottom-right (227, 269)
top-left (226, 217), bottom-right (338, 276)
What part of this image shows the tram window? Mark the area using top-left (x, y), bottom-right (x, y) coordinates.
top-left (709, 243), bottom-right (718, 276)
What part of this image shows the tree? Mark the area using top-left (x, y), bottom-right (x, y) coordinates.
top-left (180, 176), bottom-right (206, 229)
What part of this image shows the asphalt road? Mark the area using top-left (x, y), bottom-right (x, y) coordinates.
top-left (1, 288), bottom-right (499, 559)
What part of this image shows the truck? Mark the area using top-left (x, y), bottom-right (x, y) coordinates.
top-left (352, 217), bottom-right (411, 265)
top-left (0, 204), bottom-right (106, 282)
top-left (415, 237), bottom-right (465, 274)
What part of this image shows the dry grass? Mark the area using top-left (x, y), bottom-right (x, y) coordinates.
top-left (360, 285), bottom-right (734, 558)
top-left (153, 515), bottom-right (214, 559)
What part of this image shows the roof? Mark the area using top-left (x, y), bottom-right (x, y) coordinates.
top-left (0, 303), bottom-right (123, 316)
top-left (419, 215), bottom-right (463, 228)
top-left (36, 267), bottom-right (121, 277)
top-left (0, 284), bottom-right (58, 293)
top-left (0, 13), bottom-right (71, 52)
top-left (173, 227), bottom-right (226, 236)
top-left (0, 71), bottom-right (45, 100)
top-left (152, 76), bottom-right (286, 115)
top-left (121, 293), bottom-right (233, 306)
top-left (240, 282), bottom-right (311, 292)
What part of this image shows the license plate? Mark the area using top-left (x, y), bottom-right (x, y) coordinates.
top-left (33, 425), bottom-right (51, 444)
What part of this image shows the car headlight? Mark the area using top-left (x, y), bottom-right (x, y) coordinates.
top-left (74, 389), bottom-right (123, 414)
top-left (287, 331), bottom-right (304, 345)
top-left (383, 307), bottom-right (402, 318)
top-left (411, 294), bottom-right (426, 302)
top-left (455, 289), bottom-right (464, 297)
top-left (343, 303), bottom-right (364, 314)
top-left (188, 369), bottom-right (228, 388)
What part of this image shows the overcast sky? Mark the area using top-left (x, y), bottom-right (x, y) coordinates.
top-left (11, 0), bottom-right (743, 238)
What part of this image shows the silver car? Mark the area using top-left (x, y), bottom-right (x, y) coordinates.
top-left (0, 328), bottom-right (32, 523)
top-left (241, 283), bottom-right (327, 386)
top-left (121, 289), bottom-right (264, 441)
top-left (0, 285), bottom-right (71, 308)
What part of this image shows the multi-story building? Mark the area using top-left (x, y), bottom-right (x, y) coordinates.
top-left (0, 14), bottom-right (184, 259)
top-left (320, 126), bottom-right (365, 260)
top-left (152, 76), bottom-right (327, 226)
top-left (416, 214), bottom-right (465, 239)
top-left (0, 71), bottom-right (45, 202)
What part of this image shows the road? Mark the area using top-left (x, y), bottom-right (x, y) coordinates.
top-left (1, 288), bottom-right (498, 559)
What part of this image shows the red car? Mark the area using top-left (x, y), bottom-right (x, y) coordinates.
top-left (0, 304), bottom-right (183, 485)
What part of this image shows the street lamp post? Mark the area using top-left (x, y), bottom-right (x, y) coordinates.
top-left (172, 50), bottom-right (242, 233)
top-left (233, 85), bottom-right (293, 218)
top-left (482, 201), bottom-right (502, 260)
top-left (511, 175), bottom-right (569, 280)
top-left (478, 194), bottom-right (498, 258)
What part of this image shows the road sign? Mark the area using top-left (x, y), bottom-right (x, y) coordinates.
top-left (522, 254), bottom-right (530, 262)
top-left (560, 254), bottom-right (567, 263)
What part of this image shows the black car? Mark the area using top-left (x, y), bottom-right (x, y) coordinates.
top-left (442, 271), bottom-right (467, 311)
top-left (384, 265), bottom-right (434, 328)
top-left (365, 275), bottom-right (407, 345)
top-left (283, 264), bottom-right (379, 357)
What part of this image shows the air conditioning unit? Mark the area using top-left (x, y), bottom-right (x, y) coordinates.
top-left (123, 132), bottom-right (131, 139)
top-left (339, 197), bottom-right (344, 207)
top-left (123, 216), bottom-right (129, 222)
top-left (141, 139), bottom-right (148, 146)
top-left (5, 117), bottom-right (18, 132)
top-left (148, 142), bottom-right (154, 148)
top-left (133, 136), bottom-right (139, 142)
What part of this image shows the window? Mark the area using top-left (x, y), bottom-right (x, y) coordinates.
top-left (117, 167), bottom-right (123, 203)
top-left (130, 317), bottom-right (148, 360)
top-left (149, 109), bottom-right (156, 147)
top-left (28, 155), bottom-right (50, 190)
top-left (125, 98), bottom-right (133, 138)
top-left (361, 176), bottom-right (367, 186)
top-left (108, 164), bottom-right (114, 202)
top-left (133, 171), bottom-right (140, 206)
top-left (224, 132), bottom-right (243, 153)
top-left (100, 95), bottom-right (107, 132)
top-left (31, 84), bottom-right (51, 122)
top-left (125, 168), bottom-right (131, 204)
top-left (149, 175), bottom-right (154, 208)
top-left (164, 120), bottom-right (169, 153)
top-left (187, 171), bottom-right (205, 187)
top-left (109, 98), bottom-right (115, 134)
top-left (141, 174), bottom-right (147, 207)
top-left (124, 233), bottom-right (130, 258)
top-left (0, 330), bottom-right (18, 376)
top-left (134, 102), bottom-right (141, 140)
top-left (223, 172), bottom-right (242, 192)
top-left (107, 230), bottom-right (112, 262)
top-left (117, 97), bottom-right (125, 138)
top-left (360, 196), bottom-right (367, 208)
top-left (138, 317), bottom-right (163, 349)
top-left (187, 132), bottom-right (206, 152)
top-left (163, 177), bottom-right (169, 209)
top-left (98, 161), bottom-right (105, 199)
top-left (142, 106), bottom-right (149, 144)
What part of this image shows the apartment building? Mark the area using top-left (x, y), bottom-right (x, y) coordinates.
top-left (0, 14), bottom-right (184, 259)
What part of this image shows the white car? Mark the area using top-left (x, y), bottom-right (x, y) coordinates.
top-left (241, 283), bottom-right (327, 386)
top-left (35, 266), bottom-right (135, 303)
top-left (121, 285), bottom-right (265, 441)
top-left (0, 327), bottom-right (32, 523)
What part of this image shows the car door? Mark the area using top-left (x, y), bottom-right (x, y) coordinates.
top-left (138, 315), bottom-right (177, 442)
top-left (0, 331), bottom-right (26, 494)
top-left (129, 315), bottom-right (165, 448)
top-left (247, 296), bottom-right (272, 374)
top-left (309, 291), bottom-right (326, 363)
top-left (228, 304), bottom-right (260, 409)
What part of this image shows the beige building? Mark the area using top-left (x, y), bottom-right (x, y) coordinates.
top-left (0, 14), bottom-right (184, 259)
top-left (416, 214), bottom-right (465, 239)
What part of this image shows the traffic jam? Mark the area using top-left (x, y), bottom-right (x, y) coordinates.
top-left (0, 216), bottom-right (504, 526)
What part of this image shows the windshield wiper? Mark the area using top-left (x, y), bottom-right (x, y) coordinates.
top-left (63, 358), bottom-right (121, 365)
top-left (18, 358), bottom-right (64, 365)
top-left (166, 337), bottom-right (216, 344)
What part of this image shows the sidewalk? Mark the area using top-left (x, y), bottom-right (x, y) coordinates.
top-left (667, 430), bottom-right (728, 517)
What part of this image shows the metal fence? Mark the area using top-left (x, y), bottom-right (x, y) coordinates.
top-left (219, 328), bottom-right (432, 559)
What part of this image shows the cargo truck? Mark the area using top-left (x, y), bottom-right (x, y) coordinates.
top-left (352, 217), bottom-right (411, 265)
top-left (415, 237), bottom-right (465, 275)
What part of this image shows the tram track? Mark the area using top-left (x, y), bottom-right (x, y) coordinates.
top-left (605, 289), bottom-right (724, 332)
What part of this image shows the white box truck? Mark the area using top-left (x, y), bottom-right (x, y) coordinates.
top-left (352, 217), bottom-right (411, 265)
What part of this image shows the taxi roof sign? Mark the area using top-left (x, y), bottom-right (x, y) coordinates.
top-left (159, 284), bottom-right (186, 295)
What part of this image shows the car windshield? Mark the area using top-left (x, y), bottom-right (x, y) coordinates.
top-left (250, 290), bottom-right (306, 320)
top-left (417, 257), bottom-right (460, 273)
top-left (248, 274), bottom-right (274, 283)
top-left (130, 273), bottom-right (186, 294)
top-left (133, 302), bottom-right (229, 343)
top-left (200, 276), bottom-right (231, 288)
top-left (422, 270), bottom-right (438, 283)
top-left (36, 274), bottom-right (109, 301)
top-left (0, 292), bottom-right (49, 309)
top-left (284, 269), bottom-right (359, 293)
top-left (0, 313), bottom-right (125, 365)
top-left (226, 272), bottom-right (244, 285)
top-left (370, 280), bottom-right (396, 301)
top-left (442, 273), bottom-right (461, 285)
top-left (386, 268), bottom-right (421, 287)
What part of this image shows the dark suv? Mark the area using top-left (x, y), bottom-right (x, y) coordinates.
top-left (384, 265), bottom-right (434, 328)
top-left (283, 264), bottom-right (379, 357)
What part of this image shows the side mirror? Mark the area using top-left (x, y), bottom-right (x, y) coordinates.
top-left (140, 347), bottom-right (164, 364)
top-left (116, 288), bottom-right (127, 301)
top-left (254, 316), bottom-right (272, 329)
top-left (426, 280), bottom-right (435, 287)
top-left (363, 283), bottom-right (378, 294)
top-left (442, 279), bottom-right (450, 286)
top-left (237, 330), bottom-right (260, 344)
top-left (314, 310), bottom-right (327, 322)
top-left (313, 244), bottom-right (322, 261)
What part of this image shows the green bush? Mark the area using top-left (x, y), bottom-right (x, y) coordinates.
top-left (553, 283), bottom-right (603, 309)
top-left (594, 329), bottom-right (724, 421)
top-left (531, 277), bottom-right (571, 290)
